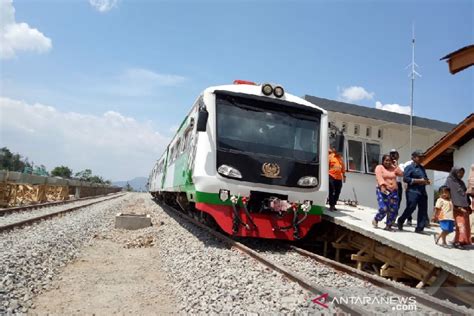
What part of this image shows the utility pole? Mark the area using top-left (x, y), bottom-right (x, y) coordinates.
top-left (408, 23), bottom-right (421, 153)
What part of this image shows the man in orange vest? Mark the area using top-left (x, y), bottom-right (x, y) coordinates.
top-left (328, 146), bottom-right (346, 211)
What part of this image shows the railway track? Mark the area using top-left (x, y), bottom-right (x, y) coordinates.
top-left (0, 193), bottom-right (121, 216)
top-left (0, 193), bottom-right (126, 233)
top-left (158, 201), bottom-right (471, 315)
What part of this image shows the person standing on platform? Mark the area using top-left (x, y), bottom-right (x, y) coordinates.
top-left (389, 149), bottom-right (413, 225)
top-left (373, 154), bottom-right (403, 231)
top-left (468, 164), bottom-right (474, 242)
top-left (397, 150), bottom-right (431, 233)
top-left (328, 146), bottom-right (346, 211)
top-left (446, 166), bottom-right (472, 248)
top-left (432, 186), bottom-right (454, 247)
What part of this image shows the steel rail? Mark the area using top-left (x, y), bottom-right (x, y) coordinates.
top-left (0, 193), bottom-right (126, 233)
top-left (159, 202), bottom-right (366, 315)
top-left (159, 201), bottom-right (471, 315)
top-left (0, 193), bottom-right (121, 216)
top-left (290, 245), bottom-right (471, 315)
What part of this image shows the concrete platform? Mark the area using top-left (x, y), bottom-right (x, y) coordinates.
top-left (324, 203), bottom-right (474, 283)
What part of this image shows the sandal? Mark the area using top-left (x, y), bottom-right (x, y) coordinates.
top-left (372, 219), bottom-right (378, 228)
top-left (383, 225), bottom-right (394, 231)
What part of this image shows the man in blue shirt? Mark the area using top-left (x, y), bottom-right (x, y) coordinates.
top-left (397, 150), bottom-right (431, 232)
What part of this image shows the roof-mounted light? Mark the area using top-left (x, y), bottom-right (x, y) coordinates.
top-left (261, 83), bottom-right (273, 96)
top-left (233, 80), bottom-right (257, 85)
top-left (273, 86), bottom-right (284, 98)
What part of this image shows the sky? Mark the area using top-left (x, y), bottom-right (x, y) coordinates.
top-left (0, 0), bottom-right (473, 181)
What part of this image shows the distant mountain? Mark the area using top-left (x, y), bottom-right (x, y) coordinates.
top-left (113, 176), bottom-right (148, 192)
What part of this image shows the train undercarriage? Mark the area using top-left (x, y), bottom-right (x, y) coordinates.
top-left (151, 191), bottom-right (321, 241)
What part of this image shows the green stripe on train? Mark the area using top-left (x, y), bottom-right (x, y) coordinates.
top-left (194, 191), bottom-right (324, 215)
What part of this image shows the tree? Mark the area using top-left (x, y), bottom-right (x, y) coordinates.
top-left (75, 169), bottom-right (92, 181)
top-left (0, 147), bottom-right (32, 172)
top-left (51, 166), bottom-right (73, 178)
top-left (88, 175), bottom-right (105, 184)
top-left (125, 182), bottom-right (134, 192)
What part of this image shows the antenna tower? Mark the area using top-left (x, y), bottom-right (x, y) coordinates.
top-left (408, 23), bottom-right (421, 153)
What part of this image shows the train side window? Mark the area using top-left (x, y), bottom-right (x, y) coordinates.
top-left (168, 148), bottom-right (174, 165)
top-left (183, 129), bottom-right (192, 152)
top-left (174, 139), bottom-right (181, 160)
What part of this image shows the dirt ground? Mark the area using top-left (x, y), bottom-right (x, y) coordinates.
top-left (31, 238), bottom-right (176, 315)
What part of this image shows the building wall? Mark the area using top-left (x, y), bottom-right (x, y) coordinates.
top-left (453, 138), bottom-right (474, 176)
top-left (328, 112), bottom-right (445, 217)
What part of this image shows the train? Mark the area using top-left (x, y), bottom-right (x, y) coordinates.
top-left (149, 80), bottom-right (331, 240)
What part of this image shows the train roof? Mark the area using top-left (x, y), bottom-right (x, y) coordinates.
top-left (203, 83), bottom-right (328, 115)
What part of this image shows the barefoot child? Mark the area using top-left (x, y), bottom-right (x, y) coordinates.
top-left (433, 186), bottom-right (454, 246)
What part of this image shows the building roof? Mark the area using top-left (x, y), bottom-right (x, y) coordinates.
top-left (304, 95), bottom-right (456, 132)
top-left (422, 113), bottom-right (474, 172)
top-left (441, 44), bottom-right (474, 60)
top-left (440, 44), bottom-right (474, 74)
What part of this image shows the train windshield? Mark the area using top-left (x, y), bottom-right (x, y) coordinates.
top-left (216, 93), bottom-right (320, 162)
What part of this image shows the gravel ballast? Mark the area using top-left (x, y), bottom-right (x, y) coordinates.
top-left (144, 197), bottom-right (338, 315)
top-left (0, 194), bottom-right (127, 314)
top-left (0, 195), bottom-right (122, 228)
top-left (2, 192), bottom-right (467, 314)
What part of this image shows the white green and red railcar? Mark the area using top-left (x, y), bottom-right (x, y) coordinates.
top-left (149, 81), bottom-right (329, 240)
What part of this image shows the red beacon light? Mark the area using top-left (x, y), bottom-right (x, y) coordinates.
top-left (233, 79), bottom-right (257, 85)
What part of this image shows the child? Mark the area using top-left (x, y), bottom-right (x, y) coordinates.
top-left (433, 186), bottom-right (454, 246)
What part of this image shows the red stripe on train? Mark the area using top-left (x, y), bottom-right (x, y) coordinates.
top-left (195, 202), bottom-right (321, 240)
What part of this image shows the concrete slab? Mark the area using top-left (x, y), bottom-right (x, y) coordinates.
top-left (324, 202), bottom-right (474, 283)
top-left (115, 213), bottom-right (152, 230)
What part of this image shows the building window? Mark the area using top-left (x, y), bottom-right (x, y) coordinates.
top-left (347, 140), bottom-right (363, 172)
top-left (365, 143), bottom-right (381, 173)
top-left (377, 128), bottom-right (383, 139)
top-left (354, 124), bottom-right (360, 136)
top-left (346, 140), bottom-right (381, 174)
top-left (366, 126), bottom-right (371, 138)
top-left (342, 122), bottom-right (347, 133)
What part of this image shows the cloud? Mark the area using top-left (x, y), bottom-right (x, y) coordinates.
top-left (106, 68), bottom-right (188, 96)
top-left (0, 0), bottom-right (52, 59)
top-left (89, 0), bottom-right (118, 13)
top-left (339, 86), bottom-right (374, 103)
top-left (375, 101), bottom-right (411, 115)
top-left (0, 97), bottom-right (169, 181)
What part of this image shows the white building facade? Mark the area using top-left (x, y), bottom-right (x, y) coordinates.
top-left (453, 138), bottom-right (474, 172)
top-left (305, 95), bottom-right (456, 216)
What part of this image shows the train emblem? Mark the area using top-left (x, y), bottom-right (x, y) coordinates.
top-left (261, 163), bottom-right (281, 178)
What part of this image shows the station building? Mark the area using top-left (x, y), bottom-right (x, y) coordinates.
top-left (304, 95), bottom-right (456, 215)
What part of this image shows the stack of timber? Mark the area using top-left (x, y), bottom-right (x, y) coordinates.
top-left (0, 171), bottom-right (121, 207)
top-left (317, 207), bottom-right (474, 308)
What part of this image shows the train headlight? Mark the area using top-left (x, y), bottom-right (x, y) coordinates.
top-left (261, 83), bottom-right (273, 96)
top-left (297, 176), bottom-right (318, 187)
top-left (218, 164), bottom-right (242, 179)
top-left (219, 189), bottom-right (230, 202)
top-left (273, 86), bottom-right (284, 98)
